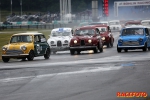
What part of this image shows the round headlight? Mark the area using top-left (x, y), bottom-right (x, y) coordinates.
top-left (139, 38), bottom-right (143, 42)
top-left (21, 46), bottom-right (27, 51)
top-left (88, 39), bottom-right (92, 43)
top-left (102, 37), bottom-right (105, 40)
top-left (64, 40), bottom-right (68, 43)
top-left (2, 47), bottom-right (7, 51)
top-left (119, 39), bottom-right (123, 43)
top-left (51, 41), bottom-right (54, 44)
top-left (74, 40), bottom-right (77, 44)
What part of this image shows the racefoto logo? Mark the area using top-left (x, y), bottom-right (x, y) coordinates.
top-left (117, 92), bottom-right (148, 98)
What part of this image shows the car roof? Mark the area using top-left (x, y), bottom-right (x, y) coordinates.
top-left (51, 28), bottom-right (72, 32)
top-left (109, 20), bottom-right (120, 22)
top-left (76, 26), bottom-right (97, 30)
top-left (141, 20), bottom-right (150, 22)
top-left (13, 32), bottom-right (43, 36)
top-left (125, 21), bottom-right (141, 24)
top-left (123, 25), bottom-right (148, 29)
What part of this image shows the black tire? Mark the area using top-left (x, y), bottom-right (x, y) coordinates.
top-left (2, 57), bottom-right (10, 62)
top-left (117, 45), bottom-right (121, 53)
top-left (110, 38), bottom-right (114, 47)
top-left (143, 44), bottom-right (147, 52)
top-left (53, 51), bottom-right (57, 54)
top-left (124, 49), bottom-right (128, 52)
top-left (77, 50), bottom-right (81, 54)
top-left (44, 48), bottom-right (50, 59)
top-left (94, 47), bottom-right (98, 53)
top-left (107, 43), bottom-right (110, 48)
top-left (22, 58), bottom-right (26, 61)
top-left (70, 50), bottom-right (75, 55)
top-left (99, 47), bottom-right (103, 52)
top-left (27, 51), bottom-right (34, 61)
top-left (148, 47), bottom-right (150, 51)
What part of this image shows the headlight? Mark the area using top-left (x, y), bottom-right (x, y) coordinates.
top-left (102, 37), bottom-right (105, 40)
top-left (139, 38), bottom-right (143, 42)
top-left (2, 47), bottom-right (7, 51)
top-left (119, 39), bottom-right (123, 43)
top-left (74, 40), bottom-right (77, 44)
top-left (64, 40), bottom-right (68, 43)
top-left (88, 39), bottom-right (92, 43)
top-left (21, 46), bottom-right (27, 51)
top-left (51, 41), bottom-right (54, 44)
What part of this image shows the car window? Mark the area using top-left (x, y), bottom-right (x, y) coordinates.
top-left (40, 35), bottom-right (46, 42)
top-left (145, 28), bottom-right (149, 35)
top-left (122, 28), bottom-right (144, 36)
top-left (34, 35), bottom-right (40, 42)
top-left (10, 35), bottom-right (32, 43)
top-left (75, 29), bottom-right (95, 36)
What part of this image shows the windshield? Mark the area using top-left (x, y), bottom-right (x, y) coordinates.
top-left (10, 35), bottom-right (33, 43)
top-left (97, 27), bottom-right (107, 33)
top-left (51, 31), bottom-right (71, 37)
top-left (141, 22), bottom-right (150, 26)
top-left (122, 28), bottom-right (144, 36)
top-left (75, 29), bottom-right (95, 36)
top-left (109, 22), bottom-right (119, 25)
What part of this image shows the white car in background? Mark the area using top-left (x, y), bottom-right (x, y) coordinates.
top-left (47, 28), bottom-right (73, 54)
top-left (109, 20), bottom-right (122, 32)
top-left (141, 20), bottom-right (150, 27)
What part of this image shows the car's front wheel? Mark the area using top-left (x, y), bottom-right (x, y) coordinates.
top-left (70, 50), bottom-right (75, 55)
top-left (27, 51), bottom-right (34, 61)
top-left (143, 43), bottom-right (147, 52)
top-left (44, 48), bottom-right (50, 59)
top-left (117, 45), bottom-right (122, 53)
top-left (2, 57), bottom-right (10, 63)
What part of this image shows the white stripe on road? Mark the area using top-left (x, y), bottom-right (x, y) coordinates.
top-left (0, 66), bottom-right (121, 83)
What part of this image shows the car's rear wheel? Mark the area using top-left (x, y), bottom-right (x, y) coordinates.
top-left (44, 48), bottom-right (50, 59)
top-left (117, 45), bottom-right (121, 53)
top-left (27, 51), bottom-right (34, 61)
top-left (2, 57), bottom-right (10, 63)
top-left (70, 50), bottom-right (75, 55)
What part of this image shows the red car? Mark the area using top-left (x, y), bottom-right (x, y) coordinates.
top-left (124, 20), bottom-right (142, 28)
top-left (70, 26), bottom-right (103, 55)
top-left (92, 25), bottom-right (114, 48)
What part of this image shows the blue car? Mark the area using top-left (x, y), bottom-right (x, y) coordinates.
top-left (117, 26), bottom-right (150, 52)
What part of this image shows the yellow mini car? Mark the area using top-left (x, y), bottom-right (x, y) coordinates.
top-left (1, 32), bottom-right (51, 62)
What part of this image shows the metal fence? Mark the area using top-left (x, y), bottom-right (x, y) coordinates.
top-left (0, 23), bottom-right (80, 30)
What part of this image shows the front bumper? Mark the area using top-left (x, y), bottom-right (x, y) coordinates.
top-left (51, 46), bottom-right (69, 51)
top-left (2, 54), bottom-right (29, 58)
top-left (70, 46), bottom-right (97, 50)
top-left (118, 45), bottom-right (145, 49)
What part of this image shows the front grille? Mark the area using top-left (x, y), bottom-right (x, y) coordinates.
top-left (6, 50), bottom-right (23, 55)
top-left (57, 41), bottom-right (62, 47)
top-left (80, 40), bottom-right (85, 46)
top-left (122, 41), bottom-right (139, 46)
